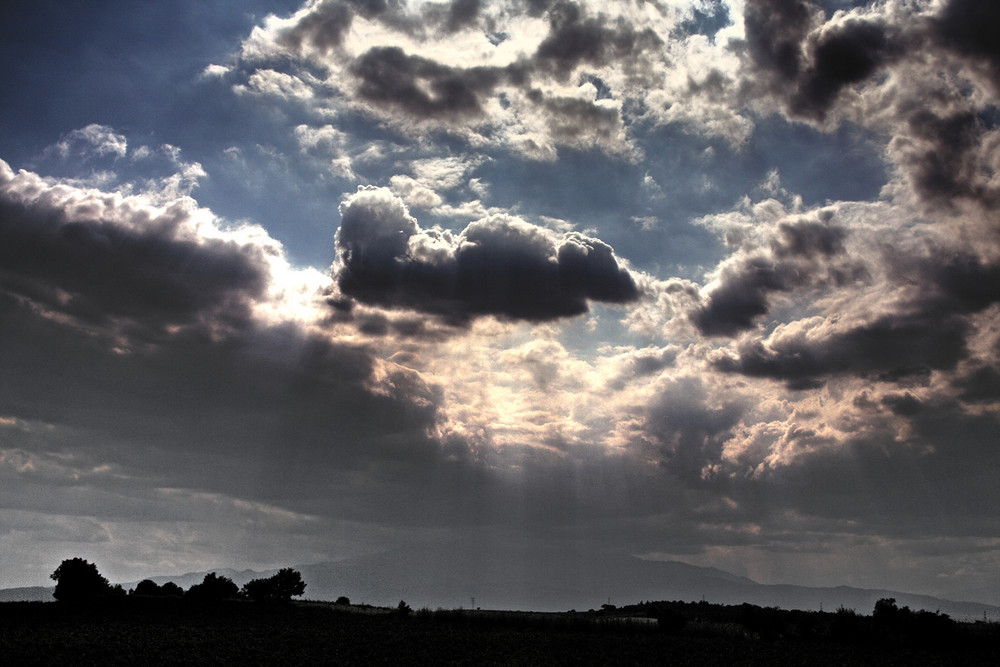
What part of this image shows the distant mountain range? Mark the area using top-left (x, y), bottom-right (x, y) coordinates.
top-left (6, 547), bottom-right (999, 622)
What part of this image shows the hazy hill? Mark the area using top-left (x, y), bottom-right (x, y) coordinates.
top-left (292, 546), bottom-right (1000, 621)
top-left (5, 547), bottom-right (999, 621)
top-left (0, 587), bottom-right (53, 603)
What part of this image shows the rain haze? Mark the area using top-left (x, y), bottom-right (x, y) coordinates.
top-left (2, 0), bottom-right (1000, 608)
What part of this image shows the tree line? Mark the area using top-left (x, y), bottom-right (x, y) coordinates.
top-left (50, 558), bottom-right (306, 603)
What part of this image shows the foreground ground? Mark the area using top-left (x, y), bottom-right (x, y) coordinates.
top-left (2, 599), bottom-right (998, 665)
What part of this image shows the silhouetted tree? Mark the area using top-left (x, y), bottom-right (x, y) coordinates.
top-left (397, 599), bottom-right (412, 616)
top-left (873, 597), bottom-right (901, 621)
top-left (133, 579), bottom-right (162, 597)
top-left (185, 572), bottom-right (239, 601)
top-left (160, 581), bottom-right (184, 597)
top-left (50, 558), bottom-right (113, 602)
top-left (335, 595), bottom-right (350, 605)
top-left (242, 568), bottom-right (306, 603)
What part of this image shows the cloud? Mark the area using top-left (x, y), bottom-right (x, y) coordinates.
top-left (0, 160), bottom-right (269, 343)
top-left (703, 227), bottom-right (1000, 388)
top-left (644, 374), bottom-right (747, 482)
top-left (533, 1), bottom-right (662, 80)
top-left (712, 313), bottom-right (970, 389)
top-left (231, 0), bottom-right (682, 159)
top-left (742, 0), bottom-right (817, 87)
top-left (789, 17), bottom-right (896, 119)
top-left (934, 0), bottom-right (1000, 92)
top-left (274, 0), bottom-right (405, 56)
top-left (0, 157), bottom-right (452, 514)
top-left (333, 186), bottom-right (639, 322)
top-left (692, 208), bottom-right (864, 337)
top-left (890, 108), bottom-right (1000, 211)
top-left (442, 0), bottom-right (482, 34)
top-left (350, 46), bottom-right (506, 120)
top-left (48, 124), bottom-right (129, 161)
top-left (954, 364), bottom-right (1000, 404)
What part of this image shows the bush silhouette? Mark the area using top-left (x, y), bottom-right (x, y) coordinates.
top-left (242, 568), bottom-right (306, 602)
top-left (185, 572), bottom-right (239, 601)
top-left (50, 558), bottom-right (113, 602)
top-left (335, 596), bottom-right (350, 605)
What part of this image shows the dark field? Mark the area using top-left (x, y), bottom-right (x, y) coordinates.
top-left (2, 599), bottom-right (998, 666)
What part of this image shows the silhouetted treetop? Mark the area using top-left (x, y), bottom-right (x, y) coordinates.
top-left (50, 558), bottom-right (113, 602)
top-left (133, 579), bottom-right (162, 597)
top-left (160, 581), bottom-right (184, 597)
top-left (242, 568), bottom-right (306, 603)
top-left (185, 572), bottom-right (239, 602)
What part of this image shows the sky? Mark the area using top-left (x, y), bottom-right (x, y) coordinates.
top-left (2, 0), bottom-right (1000, 605)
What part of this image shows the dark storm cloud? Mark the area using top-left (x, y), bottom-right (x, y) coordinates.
top-left (628, 346), bottom-right (680, 377)
top-left (934, 0), bottom-right (1000, 91)
top-left (534, 1), bottom-right (662, 81)
top-left (738, 1), bottom-right (1000, 210)
top-left (443, 0), bottom-right (481, 33)
top-left (0, 289), bottom-right (446, 502)
top-left (743, 0), bottom-right (815, 84)
top-left (917, 251), bottom-right (1000, 315)
top-left (0, 165), bottom-right (448, 500)
top-left (761, 393), bottom-right (1000, 533)
top-left (644, 376), bottom-right (745, 482)
top-left (711, 244), bottom-right (1000, 386)
top-left (523, 0), bottom-right (555, 18)
top-left (334, 187), bottom-right (639, 322)
top-left (540, 95), bottom-right (622, 142)
top-left (0, 166), bottom-right (268, 341)
top-left (692, 215), bottom-right (861, 337)
top-left (350, 46), bottom-right (506, 120)
top-left (790, 19), bottom-right (895, 119)
top-left (693, 256), bottom-right (794, 336)
top-left (276, 0), bottom-right (404, 54)
top-left (278, 0), bottom-right (354, 53)
top-left (715, 412), bottom-right (1000, 545)
top-left (954, 364), bottom-right (1000, 403)
top-left (881, 391), bottom-right (923, 416)
top-left (900, 109), bottom-right (993, 208)
top-left (770, 217), bottom-right (847, 258)
top-left (742, 1), bottom-right (898, 120)
top-left (712, 312), bottom-right (970, 388)
top-left (341, 37), bottom-right (634, 156)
